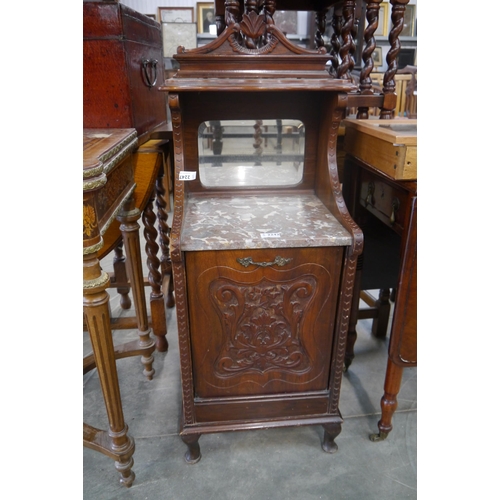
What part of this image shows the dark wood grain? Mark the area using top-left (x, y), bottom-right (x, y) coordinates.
top-left (161, 2), bottom-right (363, 462)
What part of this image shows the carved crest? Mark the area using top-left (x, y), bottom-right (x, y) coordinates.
top-left (240, 11), bottom-right (266, 40)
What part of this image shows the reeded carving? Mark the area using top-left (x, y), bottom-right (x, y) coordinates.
top-left (210, 277), bottom-right (316, 376)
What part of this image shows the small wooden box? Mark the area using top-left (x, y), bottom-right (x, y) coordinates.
top-left (343, 119), bottom-right (417, 180)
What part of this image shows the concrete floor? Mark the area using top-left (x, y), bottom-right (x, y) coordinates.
top-left (83, 231), bottom-right (417, 499)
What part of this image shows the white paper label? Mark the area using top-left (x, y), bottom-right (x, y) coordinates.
top-left (179, 171), bottom-right (197, 181)
top-left (261, 232), bottom-right (281, 239)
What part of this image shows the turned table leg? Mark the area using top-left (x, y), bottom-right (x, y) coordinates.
top-left (117, 199), bottom-right (156, 380)
top-left (369, 358), bottom-right (404, 442)
top-left (83, 251), bottom-right (135, 487)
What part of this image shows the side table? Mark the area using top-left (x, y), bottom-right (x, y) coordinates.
top-left (342, 119), bottom-right (417, 441)
top-left (83, 128), bottom-right (155, 486)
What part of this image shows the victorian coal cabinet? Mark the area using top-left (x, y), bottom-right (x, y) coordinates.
top-left (160, 0), bottom-right (365, 463)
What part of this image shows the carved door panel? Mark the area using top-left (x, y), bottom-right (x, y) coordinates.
top-left (185, 247), bottom-right (344, 398)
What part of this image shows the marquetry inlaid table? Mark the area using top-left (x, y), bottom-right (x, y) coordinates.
top-left (83, 128), bottom-right (156, 486)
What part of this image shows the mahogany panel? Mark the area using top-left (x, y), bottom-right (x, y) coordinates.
top-left (186, 247), bottom-right (343, 398)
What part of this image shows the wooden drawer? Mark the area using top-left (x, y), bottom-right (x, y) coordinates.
top-left (185, 247), bottom-right (344, 403)
top-left (358, 169), bottom-right (409, 235)
top-left (343, 119), bottom-right (417, 181)
top-left (83, 2), bottom-right (167, 142)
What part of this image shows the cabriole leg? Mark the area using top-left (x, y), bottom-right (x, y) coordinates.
top-left (322, 422), bottom-right (342, 453)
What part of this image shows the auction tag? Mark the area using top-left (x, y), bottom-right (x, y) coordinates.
top-left (179, 171), bottom-right (197, 181)
top-left (261, 232), bottom-right (281, 239)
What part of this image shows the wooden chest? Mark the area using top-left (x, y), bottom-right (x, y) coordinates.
top-left (343, 119), bottom-right (417, 180)
top-left (83, 1), bottom-right (167, 143)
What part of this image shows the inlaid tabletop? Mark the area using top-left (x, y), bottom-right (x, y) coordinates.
top-left (180, 193), bottom-right (352, 251)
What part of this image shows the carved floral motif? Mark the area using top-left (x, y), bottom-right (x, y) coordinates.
top-left (210, 277), bottom-right (316, 376)
top-left (83, 205), bottom-right (97, 237)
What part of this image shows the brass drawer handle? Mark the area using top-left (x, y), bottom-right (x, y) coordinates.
top-left (365, 181), bottom-right (375, 206)
top-left (390, 198), bottom-right (400, 224)
top-left (237, 256), bottom-right (292, 268)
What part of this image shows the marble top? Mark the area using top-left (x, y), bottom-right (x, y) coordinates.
top-left (180, 193), bottom-right (352, 251)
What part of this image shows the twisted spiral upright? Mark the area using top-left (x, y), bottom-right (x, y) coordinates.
top-left (225, 0), bottom-right (241, 26)
top-left (155, 173), bottom-right (171, 276)
top-left (142, 197), bottom-right (162, 298)
top-left (329, 11), bottom-right (343, 77)
top-left (360, 2), bottom-right (382, 92)
top-left (337, 1), bottom-right (356, 79)
top-left (315, 10), bottom-right (326, 49)
top-left (381, 2), bottom-right (406, 118)
top-left (253, 119), bottom-right (263, 165)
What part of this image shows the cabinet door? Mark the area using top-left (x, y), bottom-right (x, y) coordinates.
top-left (185, 247), bottom-right (344, 398)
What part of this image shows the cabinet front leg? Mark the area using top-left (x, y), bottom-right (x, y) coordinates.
top-left (370, 358), bottom-right (404, 442)
top-left (321, 422), bottom-right (342, 453)
top-left (181, 434), bottom-right (202, 464)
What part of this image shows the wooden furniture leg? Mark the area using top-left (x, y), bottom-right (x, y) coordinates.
top-left (155, 165), bottom-right (175, 309)
top-left (83, 251), bottom-right (135, 487)
top-left (142, 192), bottom-right (169, 352)
top-left (369, 358), bottom-right (404, 442)
top-left (322, 422), bottom-right (342, 454)
top-left (117, 198), bottom-right (156, 380)
top-left (112, 241), bottom-right (132, 310)
top-left (181, 433), bottom-right (202, 464)
top-left (369, 288), bottom-right (391, 339)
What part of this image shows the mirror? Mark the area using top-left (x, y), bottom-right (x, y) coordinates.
top-left (198, 119), bottom-right (305, 188)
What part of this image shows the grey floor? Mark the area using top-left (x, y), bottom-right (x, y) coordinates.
top-left (83, 225), bottom-right (417, 500)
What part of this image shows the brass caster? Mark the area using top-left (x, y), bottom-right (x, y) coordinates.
top-left (369, 431), bottom-right (388, 442)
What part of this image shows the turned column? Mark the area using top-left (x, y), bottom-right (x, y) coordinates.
top-left (117, 197), bottom-right (156, 380)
